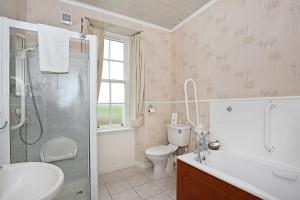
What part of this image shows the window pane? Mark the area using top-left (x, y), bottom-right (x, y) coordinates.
top-left (111, 104), bottom-right (124, 125)
top-left (104, 39), bottom-right (109, 59)
top-left (111, 83), bottom-right (124, 103)
top-left (97, 104), bottom-right (110, 127)
top-left (98, 82), bottom-right (110, 103)
top-left (110, 40), bottom-right (124, 61)
top-left (102, 60), bottom-right (109, 79)
top-left (110, 61), bottom-right (124, 80)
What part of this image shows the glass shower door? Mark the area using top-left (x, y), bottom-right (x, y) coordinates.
top-left (8, 26), bottom-right (92, 200)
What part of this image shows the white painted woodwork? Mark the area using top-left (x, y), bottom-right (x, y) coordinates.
top-left (97, 129), bottom-right (136, 174)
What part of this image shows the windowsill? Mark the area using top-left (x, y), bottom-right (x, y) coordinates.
top-left (97, 127), bottom-right (135, 134)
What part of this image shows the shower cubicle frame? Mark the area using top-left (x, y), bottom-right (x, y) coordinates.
top-left (0, 17), bottom-right (98, 200)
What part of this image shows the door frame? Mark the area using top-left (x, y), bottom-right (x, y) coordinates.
top-left (0, 17), bottom-right (98, 200)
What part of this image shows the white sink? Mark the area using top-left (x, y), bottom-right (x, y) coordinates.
top-left (0, 162), bottom-right (64, 200)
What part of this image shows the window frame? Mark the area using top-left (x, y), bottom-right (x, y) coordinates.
top-left (97, 32), bottom-right (131, 130)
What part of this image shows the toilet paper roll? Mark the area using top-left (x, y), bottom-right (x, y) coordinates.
top-left (148, 107), bottom-right (156, 113)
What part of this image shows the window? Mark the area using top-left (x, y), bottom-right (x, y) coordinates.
top-left (97, 35), bottom-right (130, 129)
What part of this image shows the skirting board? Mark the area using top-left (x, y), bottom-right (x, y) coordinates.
top-left (98, 161), bottom-right (136, 174)
top-left (98, 161), bottom-right (153, 174)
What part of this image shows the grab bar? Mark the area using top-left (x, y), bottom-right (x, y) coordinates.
top-left (272, 168), bottom-right (298, 181)
top-left (184, 79), bottom-right (203, 133)
top-left (10, 76), bottom-right (26, 130)
top-left (264, 102), bottom-right (276, 152)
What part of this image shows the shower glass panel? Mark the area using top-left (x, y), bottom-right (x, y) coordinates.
top-left (9, 27), bottom-right (91, 200)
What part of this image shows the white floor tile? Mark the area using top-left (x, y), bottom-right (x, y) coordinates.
top-left (146, 193), bottom-right (173, 200)
top-left (143, 169), bottom-right (165, 181)
top-left (164, 187), bottom-right (176, 200)
top-left (100, 166), bottom-right (177, 200)
top-left (98, 183), bottom-right (109, 196)
top-left (99, 194), bottom-right (112, 200)
top-left (121, 166), bottom-right (143, 178)
top-left (126, 174), bottom-right (150, 187)
top-left (134, 182), bottom-right (163, 199)
top-left (106, 179), bottom-right (131, 195)
top-left (102, 171), bottom-right (125, 183)
top-left (111, 188), bottom-right (141, 200)
top-left (153, 177), bottom-right (175, 191)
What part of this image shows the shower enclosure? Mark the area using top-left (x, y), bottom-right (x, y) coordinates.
top-left (0, 17), bottom-right (98, 200)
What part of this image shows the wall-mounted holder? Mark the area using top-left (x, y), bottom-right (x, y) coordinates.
top-left (61, 12), bottom-right (72, 25)
top-left (148, 104), bottom-right (156, 114)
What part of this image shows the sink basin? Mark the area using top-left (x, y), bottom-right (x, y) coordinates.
top-left (0, 162), bottom-right (64, 200)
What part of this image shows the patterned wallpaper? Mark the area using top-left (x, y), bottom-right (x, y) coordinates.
top-left (173, 0), bottom-right (300, 101)
top-left (172, 0), bottom-right (300, 150)
top-left (0, 0), bottom-right (27, 20)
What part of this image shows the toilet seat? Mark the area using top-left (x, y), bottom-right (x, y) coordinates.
top-left (145, 145), bottom-right (172, 156)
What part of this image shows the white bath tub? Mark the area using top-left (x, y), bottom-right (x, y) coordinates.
top-left (178, 151), bottom-right (300, 200)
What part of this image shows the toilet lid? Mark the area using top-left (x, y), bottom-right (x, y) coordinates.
top-left (145, 145), bottom-right (172, 156)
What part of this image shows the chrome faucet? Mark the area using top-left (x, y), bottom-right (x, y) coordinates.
top-left (196, 130), bottom-right (209, 163)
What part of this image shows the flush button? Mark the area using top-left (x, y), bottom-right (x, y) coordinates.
top-left (178, 130), bottom-right (182, 134)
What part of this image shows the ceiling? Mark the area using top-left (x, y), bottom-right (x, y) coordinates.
top-left (76, 0), bottom-right (211, 29)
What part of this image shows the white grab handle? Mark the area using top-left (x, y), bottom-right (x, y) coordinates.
top-left (264, 102), bottom-right (275, 152)
top-left (272, 168), bottom-right (298, 181)
top-left (184, 79), bottom-right (203, 132)
top-left (10, 76), bottom-right (26, 130)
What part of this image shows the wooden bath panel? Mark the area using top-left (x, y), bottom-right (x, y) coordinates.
top-left (177, 160), bottom-right (261, 200)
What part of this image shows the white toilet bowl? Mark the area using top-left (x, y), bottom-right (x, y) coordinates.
top-left (145, 145), bottom-right (173, 178)
top-left (145, 123), bottom-right (191, 178)
top-left (145, 145), bottom-right (176, 178)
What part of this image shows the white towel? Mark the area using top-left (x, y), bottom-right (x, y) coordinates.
top-left (37, 24), bottom-right (69, 73)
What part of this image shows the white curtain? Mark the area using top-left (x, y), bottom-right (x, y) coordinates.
top-left (82, 18), bottom-right (104, 98)
top-left (132, 32), bottom-right (145, 128)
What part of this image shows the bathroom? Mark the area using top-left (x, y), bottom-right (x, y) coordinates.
top-left (0, 0), bottom-right (299, 200)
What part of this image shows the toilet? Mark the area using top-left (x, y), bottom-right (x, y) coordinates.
top-left (145, 124), bottom-right (191, 178)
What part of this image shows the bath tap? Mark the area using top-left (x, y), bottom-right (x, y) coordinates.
top-left (196, 130), bottom-right (209, 163)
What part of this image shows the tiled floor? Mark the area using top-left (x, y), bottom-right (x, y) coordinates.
top-left (98, 166), bottom-right (176, 200)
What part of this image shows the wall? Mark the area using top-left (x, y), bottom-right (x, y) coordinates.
top-left (173, 0), bottom-right (300, 100)
top-left (0, 0), bottom-right (27, 20)
top-left (210, 99), bottom-right (300, 168)
top-left (25, 0), bottom-right (174, 168)
top-left (97, 130), bottom-right (135, 173)
top-left (171, 0), bottom-right (300, 150)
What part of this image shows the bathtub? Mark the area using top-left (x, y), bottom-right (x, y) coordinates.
top-left (177, 151), bottom-right (300, 200)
